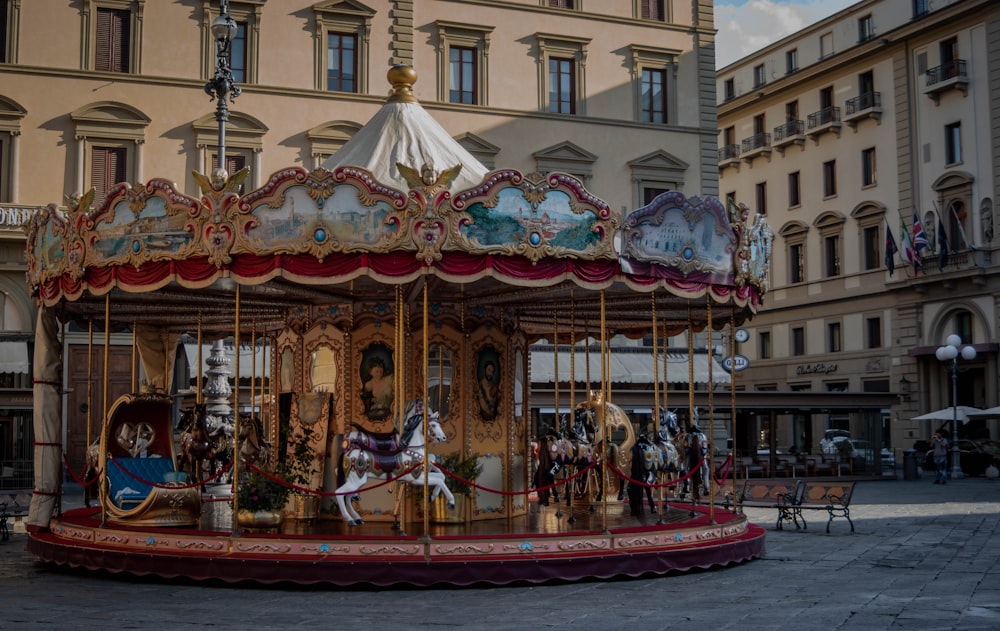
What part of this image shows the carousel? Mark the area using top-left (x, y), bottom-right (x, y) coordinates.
top-left (24, 66), bottom-right (773, 587)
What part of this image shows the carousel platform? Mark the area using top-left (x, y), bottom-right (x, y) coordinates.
top-left (26, 495), bottom-right (764, 587)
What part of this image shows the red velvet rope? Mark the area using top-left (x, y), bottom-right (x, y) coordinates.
top-left (32, 379), bottom-right (61, 387)
top-left (62, 453), bottom-right (101, 487)
top-left (34, 441), bottom-right (62, 447)
top-left (243, 459), bottom-right (423, 497)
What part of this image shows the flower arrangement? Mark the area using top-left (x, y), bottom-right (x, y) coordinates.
top-left (237, 467), bottom-right (292, 513)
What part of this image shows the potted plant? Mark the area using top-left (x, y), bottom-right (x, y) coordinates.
top-left (287, 424), bottom-right (321, 519)
top-left (236, 467), bottom-right (292, 528)
top-left (425, 452), bottom-right (483, 524)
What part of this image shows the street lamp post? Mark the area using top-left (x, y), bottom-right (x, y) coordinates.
top-left (935, 334), bottom-right (976, 480)
top-left (204, 0), bottom-right (241, 179)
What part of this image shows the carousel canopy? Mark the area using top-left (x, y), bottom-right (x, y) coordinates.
top-left (24, 66), bottom-right (773, 338)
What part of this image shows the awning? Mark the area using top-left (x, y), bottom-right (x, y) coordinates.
top-left (529, 350), bottom-right (729, 386)
top-left (0, 341), bottom-right (29, 373)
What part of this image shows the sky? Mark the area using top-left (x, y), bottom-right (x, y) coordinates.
top-left (715, 0), bottom-right (859, 68)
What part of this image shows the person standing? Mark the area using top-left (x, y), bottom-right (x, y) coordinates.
top-left (932, 431), bottom-right (950, 485)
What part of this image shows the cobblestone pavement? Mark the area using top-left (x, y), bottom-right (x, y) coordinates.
top-left (1, 477), bottom-right (998, 630)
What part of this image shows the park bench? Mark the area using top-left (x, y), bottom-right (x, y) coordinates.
top-left (0, 492), bottom-right (31, 541)
top-left (725, 479), bottom-right (801, 530)
top-left (776, 480), bottom-right (856, 533)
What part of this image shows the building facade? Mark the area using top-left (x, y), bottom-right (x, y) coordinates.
top-left (717, 0), bottom-right (1000, 461)
top-left (0, 0), bottom-right (720, 477)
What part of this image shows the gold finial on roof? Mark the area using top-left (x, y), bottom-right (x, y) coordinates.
top-left (386, 65), bottom-right (418, 103)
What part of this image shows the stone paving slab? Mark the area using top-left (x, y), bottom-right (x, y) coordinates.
top-left (0, 478), bottom-right (998, 630)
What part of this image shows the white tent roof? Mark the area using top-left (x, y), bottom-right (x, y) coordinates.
top-left (529, 350), bottom-right (730, 386)
top-left (320, 99), bottom-right (488, 193)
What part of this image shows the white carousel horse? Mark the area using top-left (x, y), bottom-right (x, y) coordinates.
top-left (335, 400), bottom-right (454, 526)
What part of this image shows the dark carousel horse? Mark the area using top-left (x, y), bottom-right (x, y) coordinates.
top-left (533, 418), bottom-right (597, 508)
top-left (237, 412), bottom-right (273, 471)
top-left (629, 421), bottom-right (681, 515)
top-left (177, 403), bottom-right (225, 485)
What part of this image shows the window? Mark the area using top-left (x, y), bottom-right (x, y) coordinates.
top-left (643, 187), bottom-right (669, 204)
top-left (314, 2), bottom-right (374, 92)
top-left (913, 0), bottom-right (929, 18)
top-left (789, 243), bottom-right (804, 283)
top-left (863, 225), bottom-right (881, 270)
top-left (639, 0), bottom-right (666, 21)
top-left (955, 310), bottom-right (973, 343)
top-left (436, 22), bottom-right (492, 105)
top-left (759, 331), bottom-right (771, 360)
top-left (788, 171), bottom-right (801, 207)
top-left (820, 32), bottom-right (833, 58)
top-left (859, 70), bottom-right (875, 98)
top-left (755, 182), bottom-right (767, 215)
top-left (785, 49), bottom-right (798, 74)
top-left (230, 21), bottom-right (248, 83)
top-left (71, 101), bottom-right (149, 204)
top-left (533, 140), bottom-right (596, 183)
top-left (1, 0), bottom-right (15, 64)
top-left (95, 6), bottom-right (131, 73)
top-left (785, 100), bottom-right (799, 122)
top-left (866, 317), bottom-right (881, 349)
top-left (823, 160), bottom-right (836, 197)
top-left (725, 191), bottom-right (736, 209)
top-left (820, 86), bottom-right (834, 110)
top-left (753, 63), bottom-right (766, 88)
top-left (326, 32), bottom-right (357, 92)
top-left (0, 95), bottom-right (24, 202)
top-left (91, 146), bottom-right (126, 204)
top-left (948, 201), bottom-right (969, 249)
top-left (791, 327), bottom-right (805, 356)
top-left (753, 113), bottom-right (766, 136)
top-left (628, 149), bottom-right (686, 207)
top-left (945, 122), bottom-right (961, 164)
top-left (827, 322), bottom-right (841, 353)
top-left (193, 110), bottom-right (265, 190)
top-left (824, 234), bottom-right (841, 276)
top-left (857, 15), bottom-right (874, 43)
top-left (630, 46), bottom-right (677, 123)
top-left (862, 147), bottom-right (876, 187)
top-left (309, 120), bottom-right (362, 169)
top-left (640, 68), bottom-right (667, 123)
top-left (536, 34), bottom-right (588, 115)
top-left (724, 78), bottom-right (735, 101)
top-left (549, 57), bottom-right (575, 114)
top-left (547, 0), bottom-right (575, 8)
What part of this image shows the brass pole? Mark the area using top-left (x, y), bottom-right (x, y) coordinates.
top-left (232, 283), bottom-right (241, 535)
top-left (707, 296), bottom-right (715, 524)
top-left (600, 290), bottom-right (608, 533)
top-left (731, 307), bottom-right (739, 507)
top-left (422, 281), bottom-right (430, 540)
top-left (86, 320), bottom-right (93, 452)
top-left (130, 318), bottom-right (137, 392)
top-left (553, 311), bottom-right (559, 433)
top-left (196, 312), bottom-right (203, 404)
top-left (687, 302), bottom-right (696, 515)
top-left (652, 292), bottom-right (662, 518)
top-left (569, 293), bottom-right (575, 423)
top-left (100, 294), bottom-right (110, 526)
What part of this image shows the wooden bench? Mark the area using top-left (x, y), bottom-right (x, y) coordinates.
top-left (0, 493), bottom-right (31, 541)
top-left (778, 480), bottom-right (856, 533)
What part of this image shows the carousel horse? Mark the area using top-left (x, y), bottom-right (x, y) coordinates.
top-left (629, 416), bottom-right (682, 513)
top-left (675, 422), bottom-right (710, 501)
top-left (237, 412), bottom-right (274, 471)
top-left (533, 418), bottom-right (597, 506)
top-left (335, 400), bottom-right (454, 526)
top-left (574, 391), bottom-right (636, 502)
top-left (178, 403), bottom-right (220, 485)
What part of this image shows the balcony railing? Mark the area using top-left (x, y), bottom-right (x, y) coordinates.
top-left (741, 133), bottom-right (771, 163)
top-left (925, 60), bottom-right (968, 103)
top-left (718, 144), bottom-right (740, 169)
top-left (844, 91), bottom-right (882, 128)
top-left (773, 120), bottom-right (805, 153)
top-left (807, 106), bottom-right (842, 141)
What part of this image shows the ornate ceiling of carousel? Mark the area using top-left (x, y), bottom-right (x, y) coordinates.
top-left (25, 66), bottom-right (774, 339)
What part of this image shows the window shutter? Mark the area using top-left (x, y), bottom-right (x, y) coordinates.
top-left (91, 146), bottom-right (126, 204)
top-left (641, 0), bottom-right (663, 20)
top-left (96, 8), bottom-right (130, 73)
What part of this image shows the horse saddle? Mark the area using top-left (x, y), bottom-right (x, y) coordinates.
top-left (345, 429), bottom-right (402, 474)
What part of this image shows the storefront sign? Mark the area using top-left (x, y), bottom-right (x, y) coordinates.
top-left (796, 362), bottom-right (838, 375)
top-left (0, 206), bottom-right (41, 227)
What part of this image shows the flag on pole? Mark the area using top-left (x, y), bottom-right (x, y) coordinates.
top-left (937, 217), bottom-right (949, 270)
top-left (912, 210), bottom-right (929, 252)
top-left (884, 224), bottom-right (898, 277)
top-left (949, 204), bottom-right (971, 249)
top-left (900, 218), bottom-right (920, 274)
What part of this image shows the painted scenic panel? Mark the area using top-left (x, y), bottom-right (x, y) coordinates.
top-left (91, 196), bottom-right (192, 259)
top-left (244, 183), bottom-right (396, 250)
top-left (459, 187), bottom-right (599, 251)
top-left (624, 193), bottom-right (734, 272)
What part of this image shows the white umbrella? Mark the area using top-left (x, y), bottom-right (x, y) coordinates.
top-left (967, 406), bottom-right (1000, 419)
top-left (910, 406), bottom-right (983, 422)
